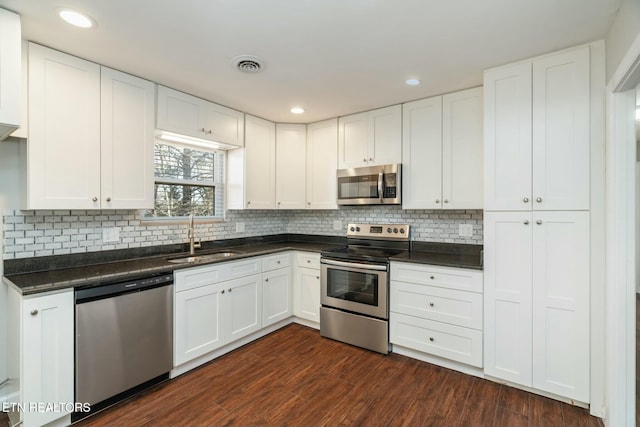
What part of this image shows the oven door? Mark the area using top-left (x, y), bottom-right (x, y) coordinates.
top-left (320, 258), bottom-right (388, 319)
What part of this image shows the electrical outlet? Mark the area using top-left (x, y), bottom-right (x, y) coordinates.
top-left (458, 224), bottom-right (473, 238)
top-left (102, 227), bottom-right (120, 243)
top-left (333, 220), bottom-right (343, 231)
top-left (236, 222), bottom-right (245, 233)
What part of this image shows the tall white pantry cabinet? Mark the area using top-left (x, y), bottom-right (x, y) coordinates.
top-left (483, 43), bottom-right (601, 404)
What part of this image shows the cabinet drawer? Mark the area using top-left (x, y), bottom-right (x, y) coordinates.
top-left (390, 313), bottom-right (482, 367)
top-left (262, 253), bottom-right (292, 271)
top-left (391, 262), bottom-right (483, 293)
top-left (175, 258), bottom-right (262, 292)
top-left (390, 281), bottom-right (482, 330)
top-left (296, 252), bottom-right (320, 269)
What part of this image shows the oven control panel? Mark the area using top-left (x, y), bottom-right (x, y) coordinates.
top-left (346, 223), bottom-right (410, 240)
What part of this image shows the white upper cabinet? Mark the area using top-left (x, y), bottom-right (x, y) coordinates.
top-left (402, 96), bottom-right (443, 210)
top-left (26, 43), bottom-right (101, 209)
top-left (241, 114), bottom-right (276, 209)
top-left (0, 8), bottom-right (21, 141)
top-left (442, 87), bottom-right (483, 209)
top-left (25, 43), bottom-right (155, 210)
top-left (275, 123), bottom-right (306, 209)
top-left (484, 45), bottom-right (590, 211)
top-left (100, 67), bottom-right (155, 209)
top-left (338, 105), bottom-right (401, 168)
top-left (306, 118), bottom-right (338, 209)
top-left (156, 85), bottom-right (244, 147)
top-left (402, 87), bottom-right (483, 210)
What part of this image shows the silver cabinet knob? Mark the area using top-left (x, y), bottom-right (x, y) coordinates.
top-left (277, 260), bottom-right (281, 264)
top-left (207, 129), bottom-right (213, 134)
top-left (221, 290), bottom-right (225, 294)
top-left (536, 220), bottom-right (542, 225)
top-left (201, 127), bottom-right (206, 132)
top-left (92, 197), bottom-right (98, 202)
top-left (265, 278), bottom-right (269, 282)
top-left (430, 275), bottom-right (435, 280)
top-left (228, 288), bottom-right (232, 292)
top-left (106, 197), bottom-right (111, 202)
top-left (369, 157), bottom-right (373, 162)
top-left (523, 197), bottom-right (529, 203)
top-left (363, 158), bottom-right (367, 162)
top-left (30, 309), bottom-right (38, 316)
top-left (536, 197), bottom-right (542, 203)
top-left (429, 302), bottom-right (434, 307)
top-left (306, 260), bottom-right (311, 263)
top-left (444, 199), bottom-right (449, 204)
top-left (524, 220), bottom-right (530, 225)
top-left (307, 202), bottom-right (311, 207)
top-left (435, 200), bottom-right (440, 204)
top-left (316, 276), bottom-right (320, 280)
top-left (429, 337), bottom-right (435, 342)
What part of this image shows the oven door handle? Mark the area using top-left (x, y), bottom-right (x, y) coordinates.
top-left (378, 171), bottom-right (384, 203)
top-left (321, 258), bottom-right (388, 271)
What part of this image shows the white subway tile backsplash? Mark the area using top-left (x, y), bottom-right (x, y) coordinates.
top-left (1, 207), bottom-right (482, 259)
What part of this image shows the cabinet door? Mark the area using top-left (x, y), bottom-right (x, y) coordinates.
top-left (22, 290), bottom-right (74, 427)
top-left (338, 112), bottom-right (368, 168)
top-left (483, 62), bottom-right (532, 211)
top-left (368, 105), bottom-right (402, 166)
top-left (532, 47), bottom-right (590, 211)
top-left (276, 124), bottom-right (306, 209)
top-left (100, 67), bottom-right (155, 209)
top-left (294, 267), bottom-right (321, 324)
top-left (224, 274), bottom-right (262, 343)
top-left (483, 211), bottom-right (532, 386)
top-left (0, 9), bottom-right (21, 139)
top-left (532, 211), bottom-right (589, 401)
top-left (306, 119), bottom-right (338, 209)
top-left (156, 86), bottom-right (207, 140)
top-left (204, 103), bottom-right (244, 147)
top-left (244, 115), bottom-right (276, 209)
top-left (27, 43), bottom-right (101, 209)
top-left (174, 283), bottom-right (224, 366)
top-left (401, 96), bottom-right (443, 209)
top-left (442, 87), bottom-right (483, 209)
top-left (263, 268), bottom-right (293, 327)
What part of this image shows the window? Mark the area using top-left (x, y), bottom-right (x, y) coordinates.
top-left (142, 142), bottom-right (225, 220)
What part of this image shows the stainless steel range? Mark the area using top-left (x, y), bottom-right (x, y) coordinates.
top-left (320, 223), bottom-right (409, 354)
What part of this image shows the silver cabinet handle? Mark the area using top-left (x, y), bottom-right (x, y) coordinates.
top-left (523, 197), bottom-right (529, 203)
top-left (444, 199), bottom-right (449, 204)
top-left (536, 220), bottom-right (542, 225)
top-left (536, 197), bottom-right (542, 203)
top-left (228, 288), bottom-right (232, 292)
top-left (265, 278), bottom-right (269, 282)
top-left (30, 309), bottom-right (38, 316)
top-left (106, 197), bottom-right (111, 202)
top-left (524, 220), bottom-right (530, 225)
top-left (92, 197), bottom-right (98, 202)
top-left (429, 337), bottom-right (435, 342)
top-left (221, 290), bottom-right (225, 294)
top-left (277, 260), bottom-right (281, 264)
top-left (429, 302), bottom-right (434, 307)
top-left (369, 157), bottom-right (373, 162)
top-left (201, 127), bottom-right (206, 132)
top-left (277, 202), bottom-right (281, 206)
top-left (430, 275), bottom-right (435, 280)
top-left (435, 200), bottom-right (440, 204)
top-left (363, 158), bottom-right (367, 162)
top-left (306, 260), bottom-right (311, 263)
top-left (316, 276), bottom-right (320, 280)
top-left (207, 129), bottom-right (213, 134)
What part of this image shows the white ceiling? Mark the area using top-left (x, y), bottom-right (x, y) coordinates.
top-left (0, 0), bottom-right (623, 124)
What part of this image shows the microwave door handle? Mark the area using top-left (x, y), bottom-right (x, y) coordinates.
top-left (378, 171), bottom-right (384, 203)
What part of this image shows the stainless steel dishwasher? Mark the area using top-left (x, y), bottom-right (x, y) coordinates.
top-left (74, 273), bottom-right (173, 421)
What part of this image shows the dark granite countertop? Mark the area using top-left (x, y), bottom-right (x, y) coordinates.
top-left (3, 235), bottom-right (482, 296)
top-left (390, 241), bottom-right (483, 270)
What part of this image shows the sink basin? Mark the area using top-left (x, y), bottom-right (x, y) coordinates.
top-left (167, 251), bottom-right (243, 264)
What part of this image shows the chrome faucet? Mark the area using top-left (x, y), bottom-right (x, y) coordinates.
top-left (188, 213), bottom-right (201, 255)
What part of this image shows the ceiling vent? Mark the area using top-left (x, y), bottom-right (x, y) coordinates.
top-left (232, 55), bottom-right (264, 73)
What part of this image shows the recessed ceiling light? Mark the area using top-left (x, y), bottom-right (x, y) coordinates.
top-left (290, 107), bottom-right (305, 114)
top-left (405, 79), bottom-right (421, 86)
top-left (59, 9), bottom-right (95, 28)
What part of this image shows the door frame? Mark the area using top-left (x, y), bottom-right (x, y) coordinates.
top-left (605, 32), bottom-right (640, 427)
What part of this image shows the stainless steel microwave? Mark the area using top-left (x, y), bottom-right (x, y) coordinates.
top-left (336, 164), bottom-right (401, 205)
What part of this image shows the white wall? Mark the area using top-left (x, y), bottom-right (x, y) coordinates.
top-left (606, 0), bottom-right (640, 82)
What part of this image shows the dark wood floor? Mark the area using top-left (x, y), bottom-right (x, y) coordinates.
top-left (73, 324), bottom-right (601, 427)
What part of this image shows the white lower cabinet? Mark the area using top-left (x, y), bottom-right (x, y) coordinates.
top-left (262, 253), bottom-right (293, 327)
top-left (293, 252), bottom-right (321, 327)
top-left (390, 262), bottom-right (483, 369)
top-left (483, 210), bottom-right (590, 402)
top-left (8, 289), bottom-right (74, 427)
top-left (174, 258), bottom-right (262, 367)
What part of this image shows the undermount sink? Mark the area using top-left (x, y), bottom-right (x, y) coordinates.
top-left (167, 251), bottom-right (243, 264)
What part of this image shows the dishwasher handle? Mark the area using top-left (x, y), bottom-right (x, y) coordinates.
top-left (75, 273), bottom-right (173, 304)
